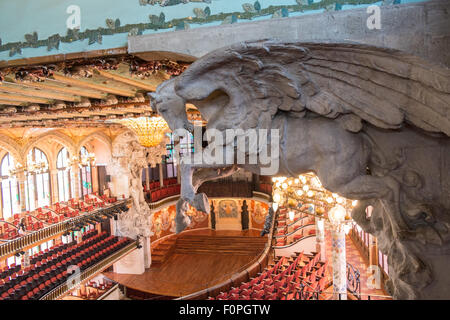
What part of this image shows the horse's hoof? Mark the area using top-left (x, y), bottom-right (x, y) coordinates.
top-left (193, 193), bottom-right (210, 214)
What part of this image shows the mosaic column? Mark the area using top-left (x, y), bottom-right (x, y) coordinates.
top-left (331, 225), bottom-right (347, 300)
top-left (315, 217), bottom-right (325, 259)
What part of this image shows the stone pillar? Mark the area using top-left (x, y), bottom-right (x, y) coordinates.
top-left (91, 165), bottom-right (99, 194)
top-left (145, 166), bottom-right (150, 190)
top-left (143, 236), bottom-right (151, 269)
top-left (315, 217), bottom-right (326, 260)
top-left (113, 246), bottom-right (146, 275)
top-left (17, 172), bottom-right (27, 212)
top-left (71, 165), bottom-right (80, 199)
top-left (50, 169), bottom-right (59, 204)
top-left (331, 226), bottom-right (347, 300)
top-left (159, 163), bottom-right (164, 187)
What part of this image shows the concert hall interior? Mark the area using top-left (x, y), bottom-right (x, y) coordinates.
top-left (0, 0), bottom-right (449, 302)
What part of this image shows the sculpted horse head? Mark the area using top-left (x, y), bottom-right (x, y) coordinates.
top-left (150, 40), bottom-right (450, 299)
top-left (148, 78), bottom-right (193, 133)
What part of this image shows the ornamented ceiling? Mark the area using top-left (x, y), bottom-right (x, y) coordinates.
top-left (0, 54), bottom-right (203, 128)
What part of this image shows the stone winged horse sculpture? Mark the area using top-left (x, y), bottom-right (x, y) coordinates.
top-left (149, 40), bottom-right (450, 299)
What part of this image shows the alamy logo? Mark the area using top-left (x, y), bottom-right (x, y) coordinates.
top-left (366, 5), bottom-right (381, 30)
top-left (66, 5), bottom-right (81, 30)
top-left (66, 265), bottom-right (81, 289)
top-left (172, 124), bottom-right (280, 175)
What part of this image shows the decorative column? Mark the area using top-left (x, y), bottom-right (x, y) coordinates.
top-left (91, 165), bottom-right (99, 194)
top-left (145, 166), bottom-right (150, 191)
top-left (328, 205), bottom-right (348, 300)
top-left (17, 172), bottom-right (27, 212)
top-left (159, 163), bottom-right (164, 187)
top-left (111, 130), bottom-right (168, 274)
top-left (71, 164), bottom-right (80, 199)
top-left (50, 169), bottom-right (59, 204)
top-left (315, 216), bottom-right (326, 259)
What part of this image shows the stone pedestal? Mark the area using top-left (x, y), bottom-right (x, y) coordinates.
top-left (113, 247), bottom-right (146, 275)
top-left (143, 236), bottom-right (151, 269)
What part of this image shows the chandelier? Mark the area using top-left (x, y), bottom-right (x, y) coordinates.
top-left (8, 163), bottom-right (25, 177)
top-left (271, 173), bottom-right (357, 230)
top-left (67, 154), bottom-right (96, 168)
top-left (114, 116), bottom-right (169, 147)
top-left (28, 159), bottom-right (49, 174)
top-left (8, 160), bottom-right (49, 177)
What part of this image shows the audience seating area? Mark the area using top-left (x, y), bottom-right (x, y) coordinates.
top-left (274, 207), bottom-right (316, 247)
top-left (0, 230), bottom-right (133, 300)
top-left (144, 178), bottom-right (180, 203)
top-left (0, 194), bottom-right (118, 241)
top-left (208, 251), bottom-right (328, 300)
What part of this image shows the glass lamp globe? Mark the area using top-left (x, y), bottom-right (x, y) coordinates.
top-left (288, 211), bottom-right (295, 221)
top-left (273, 192), bottom-right (282, 204)
top-left (328, 205), bottom-right (347, 225)
top-left (272, 202), bottom-right (279, 212)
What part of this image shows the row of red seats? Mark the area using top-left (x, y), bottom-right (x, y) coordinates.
top-left (149, 184), bottom-right (181, 202)
top-left (0, 194), bottom-right (117, 240)
top-left (143, 178), bottom-right (178, 192)
top-left (0, 231), bottom-right (133, 300)
top-left (209, 251), bottom-right (327, 300)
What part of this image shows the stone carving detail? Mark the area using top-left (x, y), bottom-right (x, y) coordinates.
top-left (151, 40), bottom-right (450, 299)
top-left (111, 130), bottom-right (168, 239)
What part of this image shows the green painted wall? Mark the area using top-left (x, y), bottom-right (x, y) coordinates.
top-left (0, 0), bottom-right (425, 62)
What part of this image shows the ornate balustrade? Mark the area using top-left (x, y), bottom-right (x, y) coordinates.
top-left (40, 240), bottom-right (137, 300)
top-left (0, 199), bottom-right (130, 259)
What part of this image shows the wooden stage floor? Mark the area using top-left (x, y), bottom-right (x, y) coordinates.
top-left (104, 229), bottom-right (266, 297)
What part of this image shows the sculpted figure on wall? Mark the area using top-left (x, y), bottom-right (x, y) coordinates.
top-left (150, 40), bottom-right (450, 299)
top-left (111, 130), bottom-right (168, 239)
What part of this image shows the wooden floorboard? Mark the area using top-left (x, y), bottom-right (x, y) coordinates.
top-left (104, 230), bottom-right (266, 297)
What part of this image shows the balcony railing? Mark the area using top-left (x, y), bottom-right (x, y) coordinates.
top-left (0, 199), bottom-right (130, 259)
top-left (40, 240), bottom-right (137, 300)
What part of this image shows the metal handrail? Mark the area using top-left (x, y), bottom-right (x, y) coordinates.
top-left (274, 223), bottom-right (315, 239)
top-left (40, 240), bottom-right (137, 300)
top-left (0, 199), bottom-right (130, 259)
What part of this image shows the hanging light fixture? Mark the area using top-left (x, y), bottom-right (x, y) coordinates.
top-left (114, 116), bottom-right (169, 147)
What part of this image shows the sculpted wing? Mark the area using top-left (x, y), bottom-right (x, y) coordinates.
top-left (174, 40), bottom-right (450, 136)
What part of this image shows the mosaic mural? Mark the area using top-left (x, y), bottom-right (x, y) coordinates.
top-left (217, 199), bottom-right (239, 218)
top-left (0, 0), bottom-right (423, 61)
top-left (150, 203), bottom-right (208, 241)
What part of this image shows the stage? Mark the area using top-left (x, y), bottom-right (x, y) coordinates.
top-left (104, 230), bottom-right (267, 297)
